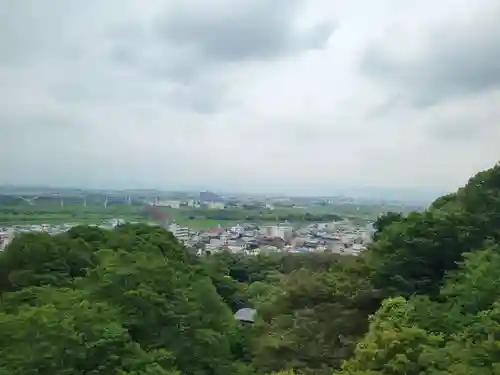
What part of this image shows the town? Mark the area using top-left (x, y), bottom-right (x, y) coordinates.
top-left (0, 217), bottom-right (375, 256)
top-left (0, 188), bottom-right (401, 255)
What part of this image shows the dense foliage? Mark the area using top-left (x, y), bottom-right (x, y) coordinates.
top-left (2, 162), bottom-right (500, 374)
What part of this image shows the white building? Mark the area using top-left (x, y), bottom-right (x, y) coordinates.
top-left (157, 200), bottom-right (181, 208)
top-left (260, 225), bottom-right (278, 237)
top-left (187, 200), bottom-right (201, 208)
top-left (327, 221), bottom-right (339, 232)
top-left (275, 223), bottom-right (293, 241)
top-left (168, 223), bottom-right (190, 241)
top-left (230, 224), bottom-right (244, 234)
top-left (227, 244), bottom-right (245, 253)
top-left (219, 233), bottom-right (230, 244)
top-left (260, 224), bottom-right (293, 241)
top-left (208, 238), bottom-right (224, 251)
top-left (206, 202), bottom-right (225, 210)
top-left (361, 230), bottom-right (373, 244)
top-left (0, 230), bottom-right (15, 251)
top-left (317, 223), bottom-right (329, 231)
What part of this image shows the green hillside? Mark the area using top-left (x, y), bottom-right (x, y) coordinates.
top-left (1, 162), bottom-right (500, 374)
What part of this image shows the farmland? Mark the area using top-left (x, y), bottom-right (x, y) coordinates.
top-left (0, 190), bottom-right (421, 229)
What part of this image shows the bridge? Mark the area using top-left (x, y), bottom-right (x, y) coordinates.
top-left (0, 191), bottom-right (136, 208)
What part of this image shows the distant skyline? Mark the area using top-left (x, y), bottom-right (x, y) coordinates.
top-left (2, 0), bottom-right (499, 194)
top-left (0, 183), bottom-right (448, 204)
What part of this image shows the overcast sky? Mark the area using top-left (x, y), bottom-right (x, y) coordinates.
top-left (1, 0), bottom-right (500, 196)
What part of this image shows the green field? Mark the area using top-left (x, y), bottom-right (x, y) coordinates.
top-left (0, 204), bottom-right (144, 226)
top-left (0, 197), bottom-right (419, 229)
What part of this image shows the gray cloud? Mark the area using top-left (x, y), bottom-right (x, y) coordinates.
top-left (360, 5), bottom-right (500, 108)
top-left (0, 0), bottom-right (109, 66)
top-left (157, 0), bottom-right (334, 62)
top-left (424, 90), bottom-right (500, 141)
top-left (109, 0), bottom-right (335, 112)
top-left (364, 93), bottom-right (404, 119)
top-left (167, 83), bottom-right (223, 114)
top-left (2, 0), bottom-right (499, 195)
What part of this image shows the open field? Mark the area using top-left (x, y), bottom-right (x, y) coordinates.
top-left (0, 204), bottom-right (145, 226)
top-left (157, 206), bottom-right (344, 225)
top-left (0, 192), bottom-right (424, 228)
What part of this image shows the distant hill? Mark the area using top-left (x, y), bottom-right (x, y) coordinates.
top-left (323, 187), bottom-right (448, 205)
top-left (199, 191), bottom-right (223, 202)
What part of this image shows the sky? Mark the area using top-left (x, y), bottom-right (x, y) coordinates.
top-left (1, 0), bottom-right (500, 196)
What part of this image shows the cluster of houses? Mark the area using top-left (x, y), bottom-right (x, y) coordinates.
top-left (169, 220), bottom-right (375, 257)
top-left (0, 229), bottom-right (14, 250)
top-left (0, 218), bottom-right (375, 257)
top-left (0, 219), bottom-right (125, 250)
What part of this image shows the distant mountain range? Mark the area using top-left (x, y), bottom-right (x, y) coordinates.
top-left (321, 187), bottom-right (448, 205)
top-left (0, 185), bottom-right (447, 205)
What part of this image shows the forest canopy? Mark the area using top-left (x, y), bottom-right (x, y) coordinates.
top-left (2, 162), bottom-right (500, 374)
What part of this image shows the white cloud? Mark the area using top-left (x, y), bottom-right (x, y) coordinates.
top-left (1, 0), bottom-right (499, 197)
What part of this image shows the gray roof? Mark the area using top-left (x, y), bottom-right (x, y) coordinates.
top-left (234, 308), bottom-right (257, 323)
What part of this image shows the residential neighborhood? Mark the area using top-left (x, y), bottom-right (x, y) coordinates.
top-left (0, 218), bottom-right (375, 256)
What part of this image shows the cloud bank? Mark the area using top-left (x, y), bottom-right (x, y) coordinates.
top-left (1, 0), bottom-right (499, 196)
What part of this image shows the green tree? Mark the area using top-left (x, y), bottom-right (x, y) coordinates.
top-left (372, 211), bottom-right (403, 240)
top-left (0, 287), bottom-right (178, 375)
top-left (368, 162), bottom-right (500, 298)
top-left (0, 232), bottom-right (96, 292)
top-left (86, 249), bottom-right (236, 375)
top-left (368, 209), bottom-right (484, 297)
top-left (252, 262), bottom-right (378, 374)
top-left (339, 244), bottom-right (500, 374)
top-left (339, 297), bottom-right (443, 375)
